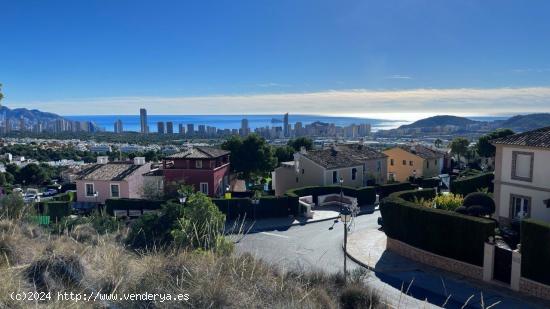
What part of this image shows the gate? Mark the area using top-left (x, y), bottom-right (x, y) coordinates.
top-left (493, 246), bottom-right (512, 284)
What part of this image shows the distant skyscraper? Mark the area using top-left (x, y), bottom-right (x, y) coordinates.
top-left (157, 121), bottom-right (165, 134)
top-left (140, 108), bottom-right (148, 133)
top-left (294, 121), bottom-right (303, 136)
top-left (240, 118), bottom-right (249, 136)
top-left (198, 124), bottom-right (206, 135)
top-left (166, 121), bottom-right (174, 134)
top-left (187, 124), bottom-right (194, 135)
top-left (178, 124), bottom-right (185, 135)
top-left (114, 119), bottom-right (124, 133)
top-left (283, 113), bottom-right (289, 137)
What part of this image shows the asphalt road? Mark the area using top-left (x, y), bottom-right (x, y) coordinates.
top-left (235, 212), bottom-right (549, 309)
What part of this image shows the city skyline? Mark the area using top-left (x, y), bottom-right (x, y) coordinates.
top-left (2, 1), bottom-right (550, 116)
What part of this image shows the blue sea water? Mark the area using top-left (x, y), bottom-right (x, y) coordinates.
top-left (65, 114), bottom-right (409, 133)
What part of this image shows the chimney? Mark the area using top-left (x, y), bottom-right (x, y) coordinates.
top-left (134, 157), bottom-right (146, 165)
top-left (97, 156), bottom-right (109, 164)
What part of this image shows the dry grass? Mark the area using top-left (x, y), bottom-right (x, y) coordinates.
top-left (0, 218), bottom-right (382, 308)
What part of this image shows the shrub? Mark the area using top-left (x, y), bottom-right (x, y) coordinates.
top-left (171, 193), bottom-right (227, 250)
top-left (463, 192), bottom-right (495, 215)
top-left (455, 206), bottom-right (468, 214)
top-left (451, 172), bottom-right (494, 196)
top-left (340, 285), bottom-right (379, 309)
top-left (52, 191), bottom-right (75, 202)
top-left (0, 194), bottom-right (28, 220)
top-left (521, 219), bottom-right (550, 285)
top-left (24, 254), bottom-right (84, 292)
top-left (380, 189), bottom-right (495, 266)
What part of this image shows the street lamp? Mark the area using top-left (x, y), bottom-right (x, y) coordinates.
top-left (338, 176), bottom-right (350, 283)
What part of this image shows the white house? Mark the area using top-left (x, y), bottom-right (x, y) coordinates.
top-left (492, 126), bottom-right (550, 224)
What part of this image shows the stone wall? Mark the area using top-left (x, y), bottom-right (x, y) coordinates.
top-left (520, 277), bottom-right (550, 301)
top-left (387, 237), bottom-right (483, 281)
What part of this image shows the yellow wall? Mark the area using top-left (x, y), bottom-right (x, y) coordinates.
top-left (383, 148), bottom-right (440, 182)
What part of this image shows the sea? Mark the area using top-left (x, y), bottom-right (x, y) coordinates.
top-left (65, 114), bottom-right (411, 133)
top-left (64, 114), bottom-right (511, 133)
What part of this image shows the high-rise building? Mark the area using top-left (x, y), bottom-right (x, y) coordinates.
top-left (283, 113), bottom-right (289, 137)
top-left (187, 124), bottom-right (194, 135)
top-left (166, 121), bottom-right (174, 134)
top-left (178, 124), bottom-right (185, 135)
top-left (294, 122), bottom-right (303, 136)
top-left (157, 121), bottom-right (165, 134)
top-left (240, 118), bottom-right (249, 136)
top-left (140, 108), bottom-right (148, 134)
top-left (198, 124), bottom-right (206, 135)
top-left (114, 119), bottom-right (124, 133)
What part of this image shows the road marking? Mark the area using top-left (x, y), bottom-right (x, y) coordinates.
top-left (260, 232), bottom-right (289, 239)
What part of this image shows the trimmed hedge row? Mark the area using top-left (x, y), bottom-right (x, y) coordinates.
top-left (46, 201), bottom-right (71, 221)
top-left (285, 185), bottom-right (376, 206)
top-left (105, 198), bottom-right (164, 215)
top-left (212, 196), bottom-right (299, 220)
top-left (521, 219), bottom-right (550, 285)
top-left (376, 182), bottom-right (415, 199)
top-left (380, 189), bottom-right (496, 266)
top-left (451, 172), bottom-right (494, 196)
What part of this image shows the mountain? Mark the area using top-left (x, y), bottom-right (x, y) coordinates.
top-left (496, 113), bottom-right (550, 131)
top-left (0, 105), bottom-right (65, 123)
top-left (398, 115), bottom-right (479, 129)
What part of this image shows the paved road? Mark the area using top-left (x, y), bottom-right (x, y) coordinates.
top-left (235, 212), bottom-right (548, 309)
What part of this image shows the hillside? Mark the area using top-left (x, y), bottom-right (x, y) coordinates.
top-left (398, 115), bottom-right (478, 129)
top-left (497, 113), bottom-right (550, 131)
top-left (0, 105), bottom-right (65, 123)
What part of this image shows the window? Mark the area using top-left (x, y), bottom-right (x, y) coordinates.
top-left (510, 194), bottom-right (531, 219)
top-left (427, 161), bottom-right (430, 168)
top-left (511, 151), bottom-right (534, 182)
top-left (200, 182), bottom-right (209, 195)
top-left (195, 160), bottom-right (203, 168)
top-left (409, 161), bottom-right (413, 166)
top-left (352, 168), bottom-right (357, 180)
top-left (85, 183), bottom-right (95, 197)
top-left (402, 160), bottom-right (406, 165)
top-left (390, 159), bottom-right (394, 166)
top-left (332, 171), bottom-right (338, 184)
top-left (377, 161), bottom-right (381, 172)
top-left (110, 184), bottom-right (120, 198)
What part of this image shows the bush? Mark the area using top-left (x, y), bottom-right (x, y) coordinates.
top-left (24, 254), bottom-right (84, 292)
top-left (340, 284), bottom-right (379, 309)
top-left (455, 206), bottom-right (468, 214)
top-left (52, 191), bottom-right (76, 202)
top-left (380, 189), bottom-right (495, 266)
top-left (463, 192), bottom-right (495, 215)
top-left (0, 194), bottom-right (28, 220)
top-left (451, 172), bottom-right (494, 196)
top-left (105, 198), bottom-right (164, 215)
top-left (521, 219), bottom-right (550, 285)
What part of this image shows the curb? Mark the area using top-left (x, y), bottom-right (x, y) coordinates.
top-left (343, 242), bottom-right (376, 272)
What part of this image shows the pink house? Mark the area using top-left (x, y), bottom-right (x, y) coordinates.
top-left (75, 157), bottom-right (152, 204)
top-left (162, 147), bottom-right (230, 197)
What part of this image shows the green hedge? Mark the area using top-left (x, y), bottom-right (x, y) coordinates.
top-left (285, 185), bottom-right (376, 206)
top-left (380, 189), bottom-right (495, 266)
top-left (46, 201), bottom-right (72, 221)
top-left (521, 219), bottom-right (550, 285)
top-left (376, 182), bottom-right (415, 199)
top-left (105, 198), bottom-right (164, 215)
top-left (451, 172), bottom-right (494, 196)
top-left (212, 196), bottom-right (299, 220)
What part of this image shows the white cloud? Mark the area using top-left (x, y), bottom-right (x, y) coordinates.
top-left (385, 74), bottom-right (413, 80)
top-left (8, 86), bottom-right (550, 118)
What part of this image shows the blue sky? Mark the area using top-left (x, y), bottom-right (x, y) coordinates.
top-left (1, 0), bottom-right (550, 117)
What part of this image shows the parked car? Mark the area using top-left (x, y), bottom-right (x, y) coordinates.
top-left (42, 189), bottom-right (58, 197)
top-left (24, 188), bottom-right (40, 203)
